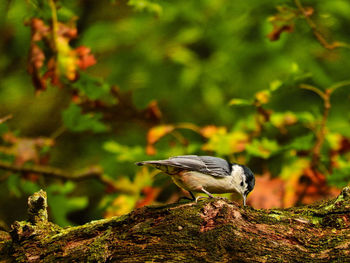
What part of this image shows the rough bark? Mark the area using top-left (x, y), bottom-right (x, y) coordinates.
top-left (0, 188), bottom-right (350, 262)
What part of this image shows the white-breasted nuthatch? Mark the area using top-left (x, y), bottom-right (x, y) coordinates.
top-left (136, 155), bottom-right (255, 206)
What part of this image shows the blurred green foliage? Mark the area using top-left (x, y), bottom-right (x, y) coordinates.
top-left (0, 0), bottom-right (349, 227)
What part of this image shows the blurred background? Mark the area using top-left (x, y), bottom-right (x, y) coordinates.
top-left (0, 0), bottom-right (349, 228)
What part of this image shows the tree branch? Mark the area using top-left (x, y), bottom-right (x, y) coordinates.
top-left (1, 188), bottom-right (350, 262)
top-left (0, 160), bottom-right (136, 195)
top-left (0, 115), bottom-right (12, 124)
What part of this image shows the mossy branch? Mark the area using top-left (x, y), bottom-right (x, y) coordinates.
top-left (0, 188), bottom-right (349, 262)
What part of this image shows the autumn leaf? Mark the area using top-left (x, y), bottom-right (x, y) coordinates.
top-left (103, 166), bottom-right (155, 217)
top-left (280, 158), bottom-right (310, 207)
top-left (2, 133), bottom-right (54, 166)
top-left (104, 194), bottom-right (138, 218)
top-left (268, 24), bottom-right (294, 41)
top-left (267, 6), bottom-right (296, 41)
top-left (267, 5), bottom-right (314, 41)
top-left (248, 173), bottom-right (285, 209)
top-left (255, 90), bottom-right (271, 105)
top-left (146, 125), bottom-right (175, 155)
top-left (200, 125), bottom-right (225, 138)
top-left (26, 18), bottom-right (96, 92)
top-left (147, 125), bottom-right (175, 145)
top-left (143, 100), bottom-right (162, 121)
top-left (136, 186), bottom-right (161, 208)
top-left (202, 128), bottom-right (249, 155)
top-left (270, 112), bottom-right (298, 133)
top-left (75, 46), bottom-right (97, 70)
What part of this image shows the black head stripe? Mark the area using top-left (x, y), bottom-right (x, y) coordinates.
top-left (226, 160), bottom-right (233, 174)
top-left (240, 165), bottom-right (255, 193)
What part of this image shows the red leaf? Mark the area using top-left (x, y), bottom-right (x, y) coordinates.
top-left (27, 43), bottom-right (47, 91)
top-left (267, 24), bottom-right (294, 41)
top-left (144, 100), bottom-right (162, 121)
top-left (57, 23), bottom-right (77, 39)
top-left (136, 186), bottom-right (161, 208)
top-left (75, 46), bottom-right (96, 70)
top-left (28, 18), bottom-right (50, 42)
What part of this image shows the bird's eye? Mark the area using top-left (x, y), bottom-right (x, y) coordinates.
top-left (240, 182), bottom-right (244, 187)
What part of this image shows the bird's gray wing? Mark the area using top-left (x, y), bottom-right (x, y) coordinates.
top-left (166, 155), bottom-right (231, 177)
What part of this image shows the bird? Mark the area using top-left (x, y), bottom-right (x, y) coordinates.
top-left (136, 155), bottom-right (255, 206)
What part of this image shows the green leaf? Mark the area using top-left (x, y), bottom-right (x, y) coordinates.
top-left (328, 167), bottom-right (350, 188)
top-left (294, 112), bottom-right (316, 124)
top-left (285, 134), bottom-right (314, 151)
top-left (202, 130), bottom-right (248, 156)
top-left (7, 174), bottom-right (21, 198)
top-left (62, 103), bottom-right (108, 133)
top-left (246, 138), bottom-right (280, 159)
top-left (0, 123), bottom-right (8, 136)
top-left (228, 98), bottom-right (253, 106)
top-left (128, 0), bottom-right (162, 16)
top-left (270, 112), bottom-right (297, 128)
top-left (73, 73), bottom-right (111, 101)
top-left (269, 79), bottom-right (283, 91)
top-left (46, 182), bottom-right (88, 226)
top-left (104, 141), bottom-right (145, 162)
top-left (20, 179), bottom-right (40, 194)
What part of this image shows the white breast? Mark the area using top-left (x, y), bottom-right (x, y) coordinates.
top-left (230, 164), bottom-right (246, 193)
top-left (171, 171), bottom-right (240, 194)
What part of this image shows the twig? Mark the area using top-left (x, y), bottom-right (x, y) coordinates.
top-left (299, 84), bottom-right (326, 100)
top-left (299, 85), bottom-right (329, 168)
top-left (48, 0), bottom-right (58, 52)
top-left (328, 80), bottom-right (350, 93)
top-left (311, 91), bottom-right (329, 168)
top-left (50, 125), bottom-right (66, 140)
top-left (0, 160), bottom-right (135, 195)
top-left (0, 115), bottom-right (12, 124)
top-left (294, 0), bottom-right (350, 50)
top-left (300, 81), bottom-right (350, 168)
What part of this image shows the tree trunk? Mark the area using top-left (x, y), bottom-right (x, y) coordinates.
top-left (1, 188), bottom-right (350, 262)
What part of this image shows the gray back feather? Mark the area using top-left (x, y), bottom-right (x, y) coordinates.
top-left (163, 155), bottom-right (231, 177)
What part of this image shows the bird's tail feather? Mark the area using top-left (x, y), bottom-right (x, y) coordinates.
top-left (135, 160), bottom-right (179, 175)
top-left (135, 160), bottom-right (160, 166)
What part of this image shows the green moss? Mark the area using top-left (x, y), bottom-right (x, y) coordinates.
top-left (87, 235), bottom-right (110, 262)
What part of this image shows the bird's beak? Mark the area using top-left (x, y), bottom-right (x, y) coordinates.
top-left (243, 194), bottom-right (247, 206)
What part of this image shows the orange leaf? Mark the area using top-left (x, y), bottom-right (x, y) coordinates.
top-left (147, 125), bottom-right (174, 145)
top-left (28, 18), bottom-right (50, 42)
top-left (200, 125), bottom-right (221, 138)
top-left (248, 174), bottom-right (284, 209)
top-left (144, 100), bottom-right (162, 121)
top-left (146, 144), bottom-right (157, 155)
top-left (75, 46), bottom-right (97, 70)
top-left (281, 159), bottom-right (310, 207)
top-left (136, 186), bottom-right (161, 208)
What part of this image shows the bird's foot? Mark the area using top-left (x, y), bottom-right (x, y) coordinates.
top-left (195, 196), bottom-right (210, 202)
top-left (195, 196), bottom-right (228, 203)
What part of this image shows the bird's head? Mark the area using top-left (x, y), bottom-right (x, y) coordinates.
top-left (232, 164), bottom-right (255, 206)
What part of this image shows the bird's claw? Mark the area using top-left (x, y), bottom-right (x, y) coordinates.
top-left (195, 196), bottom-right (228, 203)
top-left (195, 196), bottom-right (209, 202)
